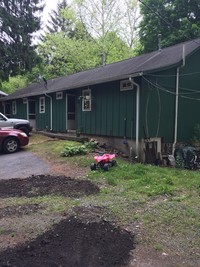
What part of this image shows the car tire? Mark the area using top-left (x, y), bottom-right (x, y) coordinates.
top-left (3, 137), bottom-right (19, 153)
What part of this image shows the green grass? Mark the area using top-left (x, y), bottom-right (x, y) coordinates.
top-left (6, 195), bottom-right (80, 215)
top-left (0, 227), bottom-right (5, 235)
top-left (27, 134), bottom-right (200, 258)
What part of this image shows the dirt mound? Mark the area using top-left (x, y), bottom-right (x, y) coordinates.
top-left (0, 175), bottom-right (99, 198)
top-left (0, 216), bottom-right (135, 267)
top-left (0, 175), bottom-right (135, 266)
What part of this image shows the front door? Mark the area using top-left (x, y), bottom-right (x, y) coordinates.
top-left (28, 100), bottom-right (36, 130)
top-left (66, 95), bottom-right (76, 130)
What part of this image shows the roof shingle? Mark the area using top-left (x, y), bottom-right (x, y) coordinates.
top-left (3, 38), bottom-right (200, 100)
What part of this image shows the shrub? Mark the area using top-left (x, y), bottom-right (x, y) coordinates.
top-left (61, 145), bottom-right (87, 157)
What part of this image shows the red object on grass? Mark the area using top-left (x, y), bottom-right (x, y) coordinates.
top-left (94, 154), bottom-right (116, 163)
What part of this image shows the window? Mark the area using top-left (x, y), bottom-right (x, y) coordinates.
top-left (56, 92), bottom-right (63, 100)
top-left (23, 98), bottom-right (27, 104)
top-left (12, 101), bottom-right (17, 115)
top-left (82, 89), bottom-right (91, 111)
top-left (39, 97), bottom-right (45, 113)
top-left (0, 113), bottom-right (5, 121)
top-left (120, 80), bottom-right (133, 91)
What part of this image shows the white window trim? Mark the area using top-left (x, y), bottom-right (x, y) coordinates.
top-left (120, 80), bottom-right (133, 91)
top-left (39, 96), bottom-right (45, 113)
top-left (12, 101), bottom-right (17, 115)
top-left (56, 92), bottom-right (63, 100)
top-left (82, 89), bottom-right (91, 111)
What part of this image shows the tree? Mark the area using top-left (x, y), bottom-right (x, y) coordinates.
top-left (37, 32), bottom-right (98, 78)
top-left (1, 75), bottom-right (29, 94)
top-left (74, 0), bottom-right (123, 64)
top-left (120, 0), bottom-right (141, 49)
top-left (37, 30), bottom-right (132, 78)
top-left (37, 2), bottom-right (132, 79)
top-left (46, 0), bottom-right (73, 34)
top-left (0, 0), bottom-right (44, 81)
top-left (139, 0), bottom-right (200, 53)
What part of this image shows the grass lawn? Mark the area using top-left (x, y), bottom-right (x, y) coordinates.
top-left (26, 133), bottom-right (200, 262)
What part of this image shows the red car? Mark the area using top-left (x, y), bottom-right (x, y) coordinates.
top-left (0, 128), bottom-right (29, 153)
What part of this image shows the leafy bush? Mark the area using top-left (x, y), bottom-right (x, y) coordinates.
top-left (84, 140), bottom-right (98, 149)
top-left (61, 145), bottom-right (87, 157)
top-left (61, 139), bottom-right (98, 157)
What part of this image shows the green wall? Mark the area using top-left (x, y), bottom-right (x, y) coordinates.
top-left (52, 92), bottom-right (66, 132)
top-left (139, 49), bottom-right (200, 143)
top-left (35, 95), bottom-right (50, 131)
top-left (35, 93), bottom-right (67, 132)
top-left (140, 69), bottom-right (176, 143)
top-left (177, 50), bottom-right (200, 141)
top-left (14, 99), bottom-right (27, 119)
top-left (77, 81), bottom-right (136, 138)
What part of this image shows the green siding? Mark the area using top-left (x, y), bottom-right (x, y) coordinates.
top-left (177, 50), bottom-right (200, 141)
top-left (77, 81), bottom-right (136, 138)
top-left (52, 93), bottom-right (66, 132)
top-left (140, 69), bottom-right (176, 143)
top-left (2, 99), bottom-right (27, 119)
top-left (15, 99), bottom-right (27, 119)
top-left (35, 96), bottom-right (50, 130)
top-left (140, 49), bottom-right (200, 143)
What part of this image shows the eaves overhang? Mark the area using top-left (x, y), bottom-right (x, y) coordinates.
top-left (0, 72), bottom-right (144, 101)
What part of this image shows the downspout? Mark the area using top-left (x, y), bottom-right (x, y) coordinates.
top-left (129, 77), bottom-right (140, 157)
top-left (45, 93), bottom-right (52, 131)
top-left (172, 45), bottom-right (186, 153)
top-left (173, 67), bottom-right (180, 153)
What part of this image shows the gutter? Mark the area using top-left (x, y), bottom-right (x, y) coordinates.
top-left (45, 93), bottom-right (53, 131)
top-left (0, 73), bottom-right (144, 102)
top-left (129, 77), bottom-right (140, 157)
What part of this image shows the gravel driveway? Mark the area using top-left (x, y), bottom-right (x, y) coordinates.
top-left (0, 150), bottom-right (51, 180)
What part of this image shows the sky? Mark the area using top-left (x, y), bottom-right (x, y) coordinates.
top-left (42, 0), bottom-right (60, 24)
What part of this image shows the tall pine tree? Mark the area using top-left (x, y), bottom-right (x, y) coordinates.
top-left (0, 0), bottom-right (44, 81)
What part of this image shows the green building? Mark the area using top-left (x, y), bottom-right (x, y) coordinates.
top-left (1, 38), bottom-right (200, 161)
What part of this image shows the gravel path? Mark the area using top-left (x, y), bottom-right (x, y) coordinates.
top-left (0, 150), bottom-right (51, 180)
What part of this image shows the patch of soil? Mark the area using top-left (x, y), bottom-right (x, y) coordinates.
top-left (0, 216), bottom-right (135, 267)
top-left (0, 204), bottom-right (41, 219)
top-left (0, 175), bottom-right (99, 198)
top-left (0, 175), bottom-right (136, 267)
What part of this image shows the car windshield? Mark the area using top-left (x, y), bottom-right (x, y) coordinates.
top-left (0, 113), bottom-right (7, 121)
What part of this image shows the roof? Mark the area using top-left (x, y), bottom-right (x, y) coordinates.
top-left (3, 38), bottom-right (200, 100)
top-left (0, 90), bottom-right (8, 97)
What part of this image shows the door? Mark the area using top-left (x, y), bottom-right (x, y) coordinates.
top-left (28, 100), bottom-right (36, 130)
top-left (66, 95), bottom-right (76, 130)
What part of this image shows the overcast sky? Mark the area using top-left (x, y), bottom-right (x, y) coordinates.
top-left (42, 0), bottom-right (60, 24)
